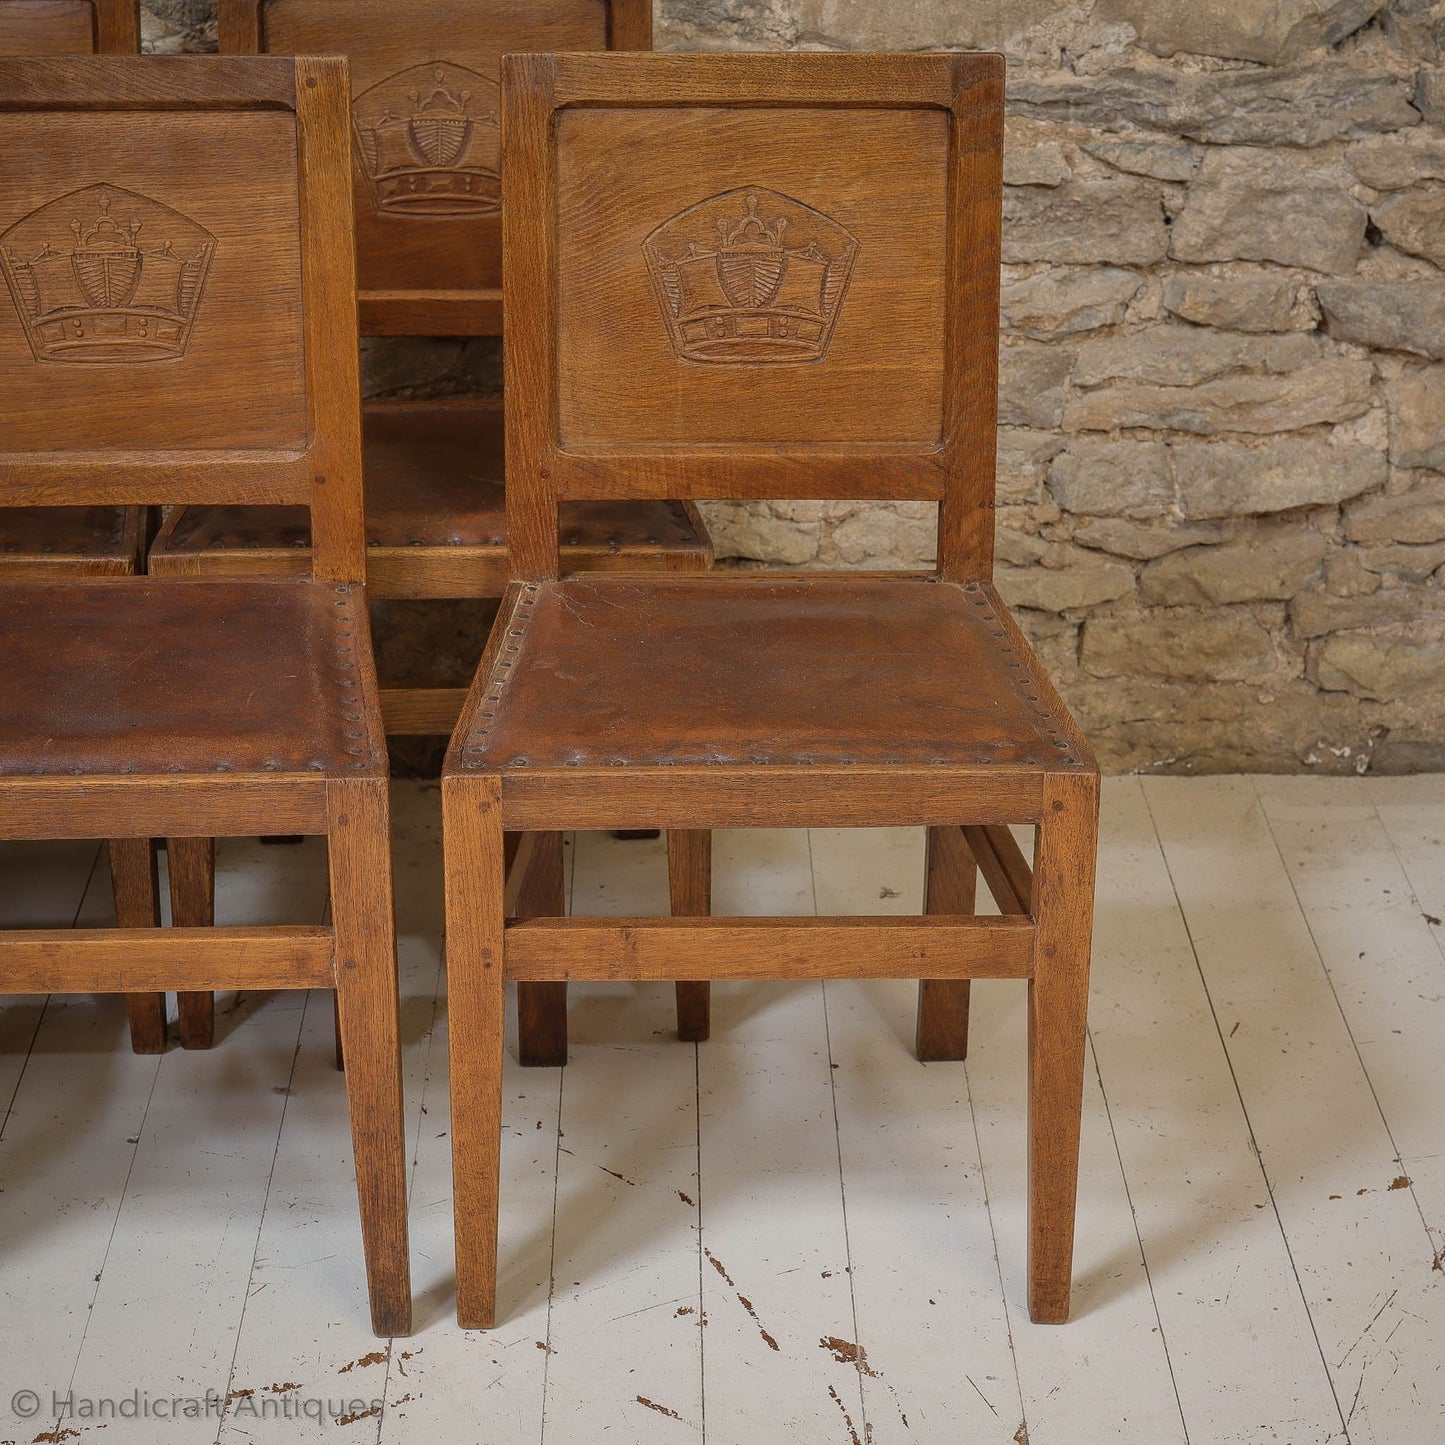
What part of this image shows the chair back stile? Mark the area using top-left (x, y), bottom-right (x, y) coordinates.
top-left (0, 54), bottom-right (366, 584)
top-left (500, 50), bottom-right (1004, 585)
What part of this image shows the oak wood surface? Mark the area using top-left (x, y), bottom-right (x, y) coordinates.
top-left (667, 829), bottom-right (711, 1042)
top-left (964, 822), bottom-right (1033, 916)
top-left (1026, 771), bottom-right (1098, 1323)
top-left (916, 822), bottom-right (977, 1063)
top-left (444, 772), bottom-right (507, 1329)
top-left (504, 915), bottom-right (1036, 981)
top-left (167, 835), bottom-right (217, 1048)
top-left (0, 0), bottom-right (137, 55)
top-left (0, 924), bottom-right (336, 988)
top-left (107, 837), bottom-right (165, 1052)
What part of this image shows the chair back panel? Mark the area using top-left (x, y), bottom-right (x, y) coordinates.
top-left (0, 109), bottom-right (307, 453)
top-left (0, 56), bottom-right (366, 581)
top-left (229, 0), bottom-right (648, 332)
top-left (556, 104), bottom-right (949, 452)
top-left (503, 52), bottom-right (1004, 581)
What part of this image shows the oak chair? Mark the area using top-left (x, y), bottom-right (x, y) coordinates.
top-left (0, 54), bottom-right (410, 1335)
top-left (147, 0), bottom-right (715, 1060)
top-left (0, 0), bottom-right (182, 1056)
top-left (443, 51), bottom-right (1100, 1330)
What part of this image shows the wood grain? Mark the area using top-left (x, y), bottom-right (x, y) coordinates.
top-left (916, 822), bottom-right (976, 1063)
top-left (444, 772), bottom-right (507, 1329)
top-left (1026, 770), bottom-right (1099, 1324)
top-left (667, 828), bottom-right (712, 1042)
top-left (327, 775), bottom-right (411, 1337)
top-left (167, 835), bottom-right (216, 1049)
top-left (107, 837), bottom-right (165, 1052)
top-left (505, 914), bottom-right (1035, 981)
top-left (0, 923), bottom-right (334, 988)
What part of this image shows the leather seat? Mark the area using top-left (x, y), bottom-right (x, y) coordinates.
top-left (457, 575), bottom-right (1082, 775)
top-left (0, 507), bottom-right (142, 577)
top-left (0, 577), bottom-right (383, 778)
top-left (149, 400), bottom-right (710, 595)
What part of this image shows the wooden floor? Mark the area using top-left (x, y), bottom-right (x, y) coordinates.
top-left (1, 776), bottom-right (1443, 1444)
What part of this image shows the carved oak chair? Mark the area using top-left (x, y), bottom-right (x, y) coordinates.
top-left (147, 0), bottom-right (715, 1061)
top-left (0, 0), bottom-right (183, 1056)
top-left (0, 54), bottom-right (410, 1335)
top-left (443, 51), bottom-right (1100, 1330)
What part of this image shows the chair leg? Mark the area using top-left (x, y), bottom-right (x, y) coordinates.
top-left (167, 837), bottom-right (216, 1050)
top-left (109, 839), bottom-right (167, 1054)
top-left (1027, 772), bottom-right (1099, 1325)
top-left (443, 775), bottom-right (507, 1329)
top-left (916, 824), bottom-right (976, 1061)
top-left (515, 832), bottom-right (568, 1067)
top-left (667, 829), bottom-right (712, 1042)
top-left (327, 778), bottom-right (411, 1337)
top-left (333, 992), bottom-right (345, 1071)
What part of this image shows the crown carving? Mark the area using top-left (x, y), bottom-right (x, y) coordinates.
top-left (643, 188), bottom-right (860, 365)
top-left (352, 61), bottom-right (501, 218)
top-left (0, 184), bottom-right (215, 365)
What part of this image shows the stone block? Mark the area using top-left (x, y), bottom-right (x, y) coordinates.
top-left (1174, 436), bottom-right (1386, 516)
top-left (1171, 149), bottom-right (1367, 275)
top-left (1081, 608), bottom-right (1277, 681)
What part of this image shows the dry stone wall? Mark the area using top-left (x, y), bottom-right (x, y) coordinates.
top-left (143, 0), bottom-right (1445, 774)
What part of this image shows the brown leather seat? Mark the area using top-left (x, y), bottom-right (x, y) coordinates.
top-left (0, 1), bottom-right (144, 582)
top-left (458, 575), bottom-right (1081, 775)
top-left (150, 400), bottom-right (710, 596)
top-left (0, 577), bottom-right (382, 778)
top-left (0, 507), bottom-right (143, 578)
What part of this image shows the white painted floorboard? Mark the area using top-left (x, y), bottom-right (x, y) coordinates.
top-left (2, 778), bottom-right (1444, 1443)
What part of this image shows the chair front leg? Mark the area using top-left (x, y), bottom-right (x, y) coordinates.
top-left (916, 824), bottom-right (976, 1061)
top-left (1026, 772), bottom-right (1099, 1325)
top-left (668, 829), bottom-right (712, 1041)
top-left (443, 774), bottom-right (507, 1330)
top-left (167, 837), bottom-right (216, 1049)
top-left (110, 839), bottom-right (167, 1054)
top-left (516, 832), bottom-right (568, 1067)
top-left (327, 778), bottom-right (411, 1337)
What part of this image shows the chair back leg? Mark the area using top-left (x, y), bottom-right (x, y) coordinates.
top-left (444, 774), bottom-right (507, 1329)
top-left (916, 824), bottom-right (977, 1062)
top-left (166, 836), bottom-right (217, 1049)
top-left (110, 838), bottom-right (167, 1053)
top-left (668, 829), bottom-right (712, 1042)
top-left (516, 832), bottom-right (569, 1066)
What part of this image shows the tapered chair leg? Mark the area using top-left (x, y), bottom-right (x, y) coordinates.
top-left (516, 832), bottom-right (568, 1067)
top-left (327, 778), bottom-right (411, 1338)
top-left (668, 829), bottom-right (712, 1042)
top-left (110, 839), bottom-right (167, 1054)
top-left (167, 837), bottom-right (216, 1049)
top-left (916, 824), bottom-right (976, 1061)
top-left (1026, 772), bottom-right (1099, 1325)
top-left (444, 775), bottom-right (507, 1329)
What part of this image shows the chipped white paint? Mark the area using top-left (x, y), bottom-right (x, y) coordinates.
top-left (2, 781), bottom-right (1445, 1442)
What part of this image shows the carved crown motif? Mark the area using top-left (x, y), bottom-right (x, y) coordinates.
top-left (0, 184), bottom-right (215, 365)
top-left (643, 188), bottom-right (860, 364)
top-left (352, 61), bottom-right (501, 218)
